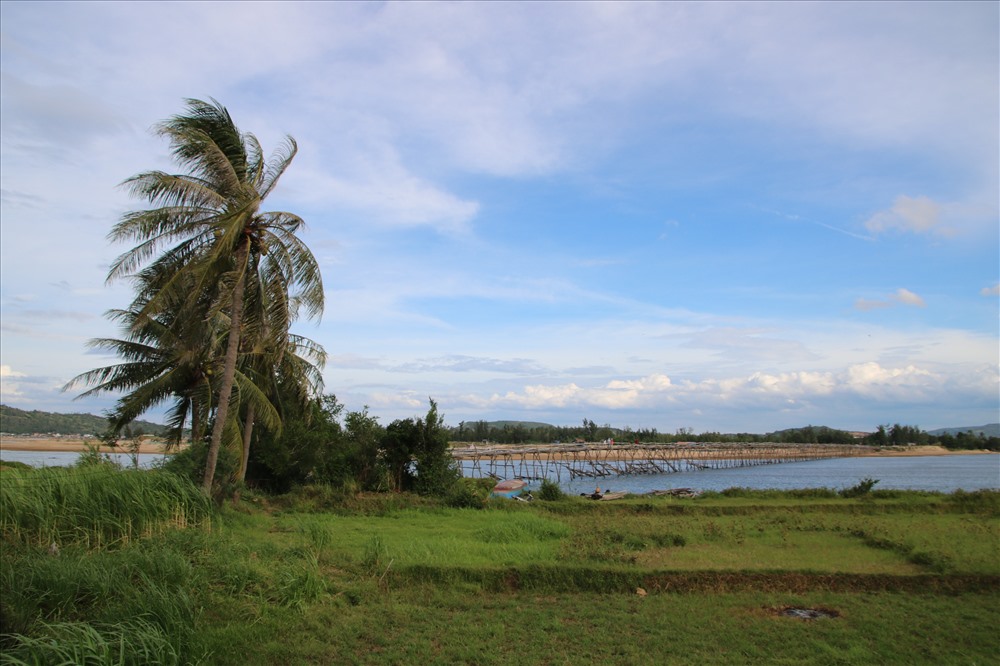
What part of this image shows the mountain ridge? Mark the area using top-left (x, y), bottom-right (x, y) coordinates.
top-left (2, 405), bottom-right (995, 440)
top-left (927, 423), bottom-right (999, 438)
top-left (0, 404), bottom-right (169, 437)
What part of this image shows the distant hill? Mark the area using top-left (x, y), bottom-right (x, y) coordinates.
top-left (467, 420), bottom-right (554, 430)
top-left (0, 405), bottom-right (168, 436)
top-left (766, 425), bottom-right (854, 437)
top-left (927, 423), bottom-right (1000, 438)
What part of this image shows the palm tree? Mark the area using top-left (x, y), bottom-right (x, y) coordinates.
top-left (222, 196), bottom-right (327, 484)
top-left (64, 283), bottom-right (218, 447)
top-left (236, 330), bottom-right (327, 483)
top-left (107, 98), bottom-right (323, 493)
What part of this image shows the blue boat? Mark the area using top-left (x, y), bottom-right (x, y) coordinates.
top-left (490, 479), bottom-right (527, 499)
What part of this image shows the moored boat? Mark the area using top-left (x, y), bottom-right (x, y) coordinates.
top-left (491, 478), bottom-right (527, 498)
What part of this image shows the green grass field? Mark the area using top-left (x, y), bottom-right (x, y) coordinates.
top-left (1, 468), bottom-right (997, 665)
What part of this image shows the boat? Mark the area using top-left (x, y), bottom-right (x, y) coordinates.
top-left (490, 479), bottom-right (527, 499)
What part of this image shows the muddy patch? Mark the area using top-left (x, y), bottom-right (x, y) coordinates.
top-left (777, 606), bottom-right (840, 620)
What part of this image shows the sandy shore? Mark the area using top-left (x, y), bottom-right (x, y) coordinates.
top-left (448, 442), bottom-right (993, 460)
top-left (0, 437), bottom-right (176, 454)
top-left (2, 438), bottom-right (991, 458)
top-left (857, 445), bottom-right (994, 457)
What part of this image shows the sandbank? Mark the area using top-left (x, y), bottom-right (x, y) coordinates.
top-left (0, 436), bottom-right (176, 455)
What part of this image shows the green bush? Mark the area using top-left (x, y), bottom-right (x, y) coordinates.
top-left (445, 479), bottom-right (488, 509)
top-left (160, 440), bottom-right (238, 499)
top-left (537, 479), bottom-right (566, 501)
top-left (840, 477), bottom-right (880, 498)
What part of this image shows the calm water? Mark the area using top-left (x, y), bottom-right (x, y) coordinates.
top-left (4, 449), bottom-right (998, 494)
top-left (464, 454), bottom-right (1000, 495)
top-left (0, 450), bottom-right (167, 469)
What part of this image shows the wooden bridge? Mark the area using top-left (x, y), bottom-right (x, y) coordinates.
top-left (450, 442), bottom-right (870, 482)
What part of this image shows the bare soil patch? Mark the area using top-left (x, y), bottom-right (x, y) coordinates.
top-left (776, 606), bottom-right (840, 620)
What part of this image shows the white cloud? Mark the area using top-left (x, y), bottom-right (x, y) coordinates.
top-left (363, 392), bottom-right (425, 411)
top-left (891, 288), bottom-right (926, 308)
top-left (0, 365), bottom-right (26, 379)
top-left (844, 362), bottom-right (932, 392)
top-left (854, 298), bottom-right (892, 312)
top-left (445, 361), bottom-right (995, 423)
top-left (291, 141), bottom-right (480, 232)
top-left (865, 195), bottom-right (948, 236)
top-left (606, 374), bottom-right (672, 392)
top-left (394, 355), bottom-right (545, 375)
top-left (981, 283), bottom-right (1000, 297)
top-left (855, 288), bottom-right (926, 311)
top-left (0, 365), bottom-right (27, 401)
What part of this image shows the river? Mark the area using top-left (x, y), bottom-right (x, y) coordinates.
top-left (3, 449), bottom-right (997, 494)
top-left (463, 454), bottom-right (1000, 495)
top-left (0, 449), bottom-right (168, 470)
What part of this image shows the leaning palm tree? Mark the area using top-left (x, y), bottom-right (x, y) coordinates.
top-left (63, 263), bottom-right (221, 444)
top-left (236, 331), bottom-right (326, 483)
top-left (233, 251), bottom-right (327, 483)
top-left (107, 99), bottom-right (323, 493)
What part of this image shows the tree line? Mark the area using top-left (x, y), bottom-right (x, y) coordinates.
top-left (448, 420), bottom-right (999, 450)
top-left (0, 404), bottom-right (167, 437)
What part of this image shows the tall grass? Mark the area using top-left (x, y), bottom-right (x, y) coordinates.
top-left (0, 466), bottom-right (210, 663)
top-left (0, 543), bottom-right (198, 662)
top-left (0, 466), bottom-right (211, 549)
top-left (0, 619), bottom-right (183, 666)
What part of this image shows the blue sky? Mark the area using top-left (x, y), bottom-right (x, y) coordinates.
top-left (1, 1), bottom-right (997, 433)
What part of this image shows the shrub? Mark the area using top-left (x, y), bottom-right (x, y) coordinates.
top-left (445, 479), bottom-right (487, 509)
top-left (160, 440), bottom-right (238, 500)
top-left (362, 535), bottom-right (390, 577)
top-left (840, 477), bottom-right (879, 498)
top-left (537, 479), bottom-right (566, 501)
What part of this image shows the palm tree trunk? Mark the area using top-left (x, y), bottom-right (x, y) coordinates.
top-left (191, 397), bottom-right (201, 445)
top-left (202, 240), bottom-right (249, 494)
top-left (238, 402), bottom-right (255, 484)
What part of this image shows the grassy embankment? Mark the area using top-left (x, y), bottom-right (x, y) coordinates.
top-left (1, 465), bottom-right (997, 665)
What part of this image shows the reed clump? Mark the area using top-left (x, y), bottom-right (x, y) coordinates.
top-left (0, 465), bottom-right (211, 549)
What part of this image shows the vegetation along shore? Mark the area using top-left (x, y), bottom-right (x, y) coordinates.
top-left (2, 435), bottom-right (995, 462)
top-left (1, 459), bottom-right (997, 665)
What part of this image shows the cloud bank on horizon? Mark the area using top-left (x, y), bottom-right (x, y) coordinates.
top-left (1, 2), bottom-right (997, 433)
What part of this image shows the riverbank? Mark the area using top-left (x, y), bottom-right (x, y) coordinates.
top-left (2, 471), bottom-right (997, 665)
top-left (3, 437), bottom-right (991, 458)
top-left (859, 444), bottom-right (994, 456)
top-left (0, 436), bottom-right (177, 454)
top-left (449, 442), bottom-right (993, 461)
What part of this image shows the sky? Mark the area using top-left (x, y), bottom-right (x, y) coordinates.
top-left (1, 1), bottom-right (998, 434)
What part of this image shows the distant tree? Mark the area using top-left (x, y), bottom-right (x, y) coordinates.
top-left (340, 407), bottom-right (386, 490)
top-left (380, 400), bottom-right (460, 495)
top-left (245, 393), bottom-right (341, 493)
top-left (865, 425), bottom-right (889, 447)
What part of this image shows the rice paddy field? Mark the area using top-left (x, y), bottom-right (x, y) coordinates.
top-left (1, 466), bottom-right (997, 665)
